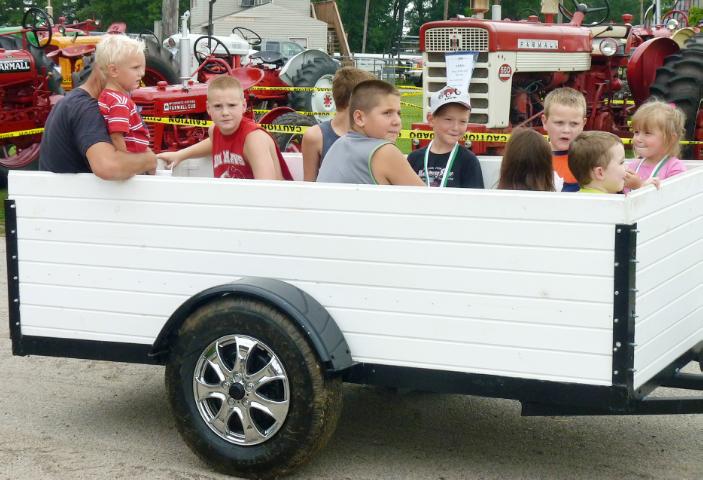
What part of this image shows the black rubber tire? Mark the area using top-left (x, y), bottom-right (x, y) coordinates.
top-left (271, 112), bottom-right (317, 153)
top-left (649, 34), bottom-right (703, 157)
top-left (289, 57), bottom-right (338, 113)
top-left (165, 297), bottom-right (343, 479)
top-left (144, 53), bottom-right (179, 86)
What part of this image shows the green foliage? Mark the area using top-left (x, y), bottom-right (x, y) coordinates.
top-left (688, 7), bottom-right (703, 27)
top-left (0, 0), bottom-right (189, 34)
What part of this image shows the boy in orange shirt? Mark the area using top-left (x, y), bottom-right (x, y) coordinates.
top-left (541, 87), bottom-right (587, 192)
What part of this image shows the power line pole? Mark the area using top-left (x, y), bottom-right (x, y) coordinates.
top-left (362, 0), bottom-right (370, 53)
top-left (162, 0), bottom-right (179, 38)
top-left (444, 0), bottom-right (449, 20)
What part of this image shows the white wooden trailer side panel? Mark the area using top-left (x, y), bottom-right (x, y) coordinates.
top-left (10, 172), bottom-right (622, 385)
top-left (628, 169), bottom-right (703, 389)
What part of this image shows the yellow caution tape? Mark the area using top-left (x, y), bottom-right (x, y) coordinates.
top-left (142, 116), bottom-right (212, 127)
top-left (252, 109), bottom-right (334, 116)
top-left (0, 128), bottom-right (44, 139)
top-left (400, 101), bottom-right (423, 110)
top-left (401, 91), bottom-right (423, 97)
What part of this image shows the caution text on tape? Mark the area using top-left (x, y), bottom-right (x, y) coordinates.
top-left (0, 128), bottom-right (44, 139)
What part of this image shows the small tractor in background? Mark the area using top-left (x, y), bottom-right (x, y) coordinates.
top-left (413, 0), bottom-right (703, 158)
top-left (131, 29), bottom-right (339, 154)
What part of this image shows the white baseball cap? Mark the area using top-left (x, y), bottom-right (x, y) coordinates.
top-left (429, 86), bottom-right (471, 114)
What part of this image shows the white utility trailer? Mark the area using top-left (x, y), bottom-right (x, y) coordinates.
top-left (6, 161), bottom-right (703, 479)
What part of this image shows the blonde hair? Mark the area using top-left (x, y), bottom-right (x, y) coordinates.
top-left (568, 131), bottom-right (622, 185)
top-left (94, 34), bottom-right (144, 75)
top-left (207, 75), bottom-right (244, 100)
top-left (543, 87), bottom-right (587, 118)
top-left (631, 100), bottom-right (686, 157)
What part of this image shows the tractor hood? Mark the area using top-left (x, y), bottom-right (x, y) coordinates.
top-left (419, 19), bottom-right (591, 53)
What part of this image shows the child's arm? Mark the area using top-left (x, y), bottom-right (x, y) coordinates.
top-left (158, 126), bottom-right (214, 169)
top-left (110, 133), bottom-right (129, 152)
top-left (243, 130), bottom-right (278, 179)
top-left (301, 125), bottom-right (323, 181)
top-left (371, 144), bottom-right (425, 186)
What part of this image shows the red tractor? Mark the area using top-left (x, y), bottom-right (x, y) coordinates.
top-left (132, 33), bottom-right (338, 154)
top-left (0, 7), bottom-right (59, 177)
top-left (413, 0), bottom-right (703, 158)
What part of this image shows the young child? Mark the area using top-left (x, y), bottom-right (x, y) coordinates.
top-left (95, 34), bottom-right (150, 154)
top-left (568, 131), bottom-right (627, 194)
top-left (158, 75), bottom-right (292, 180)
top-left (625, 100), bottom-right (687, 190)
top-left (316, 79), bottom-right (424, 186)
top-left (497, 128), bottom-right (555, 191)
top-left (406, 85), bottom-right (483, 188)
top-left (301, 67), bottom-right (375, 181)
top-left (541, 87), bottom-right (587, 192)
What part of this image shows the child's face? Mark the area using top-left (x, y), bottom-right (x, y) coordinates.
top-left (207, 88), bottom-right (246, 135)
top-left (428, 104), bottom-right (470, 146)
top-left (111, 51), bottom-right (145, 93)
top-left (542, 104), bottom-right (586, 151)
top-left (598, 143), bottom-right (627, 193)
top-left (633, 126), bottom-right (668, 161)
top-left (355, 94), bottom-right (401, 142)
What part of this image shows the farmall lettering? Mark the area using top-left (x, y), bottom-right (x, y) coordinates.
top-left (163, 100), bottom-right (197, 113)
top-left (0, 59), bottom-right (31, 73)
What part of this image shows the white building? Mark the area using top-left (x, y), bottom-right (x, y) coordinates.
top-left (189, 0), bottom-right (328, 51)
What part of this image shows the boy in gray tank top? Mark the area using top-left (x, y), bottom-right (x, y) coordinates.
top-left (301, 67), bottom-right (375, 181)
top-left (317, 80), bottom-right (424, 186)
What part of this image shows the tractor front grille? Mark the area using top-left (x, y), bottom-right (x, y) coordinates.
top-left (424, 27), bottom-right (489, 53)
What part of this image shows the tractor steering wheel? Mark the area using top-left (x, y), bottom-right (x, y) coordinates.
top-left (231, 27), bottom-right (262, 46)
top-left (138, 30), bottom-right (162, 51)
top-left (193, 36), bottom-right (233, 74)
top-left (22, 7), bottom-right (52, 48)
top-left (662, 10), bottom-right (689, 28)
top-left (559, 0), bottom-right (611, 26)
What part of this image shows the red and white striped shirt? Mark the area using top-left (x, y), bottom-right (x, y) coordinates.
top-left (98, 88), bottom-right (150, 153)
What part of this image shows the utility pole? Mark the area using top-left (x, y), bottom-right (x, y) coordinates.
top-left (362, 0), bottom-right (370, 53)
top-left (162, 0), bottom-right (179, 39)
top-left (444, 0), bottom-right (449, 20)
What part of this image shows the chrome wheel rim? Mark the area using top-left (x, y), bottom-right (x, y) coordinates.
top-left (311, 73), bottom-right (335, 122)
top-left (193, 334), bottom-right (290, 446)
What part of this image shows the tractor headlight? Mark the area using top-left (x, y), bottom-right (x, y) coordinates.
top-left (599, 38), bottom-right (618, 57)
top-left (666, 18), bottom-right (679, 30)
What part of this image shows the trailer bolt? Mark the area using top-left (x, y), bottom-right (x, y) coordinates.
top-left (614, 318), bottom-right (619, 323)
top-left (615, 341), bottom-right (621, 347)
top-left (617, 228), bottom-right (622, 233)
top-left (614, 290), bottom-right (619, 296)
top-left (613, 347), bottom-right (618, 352)
top-left (614, 262), bottom-right (619, 267)
top-left (613, 370), bottom-right (619, 375)
top-left (10, 230), bottom-right (15, 234)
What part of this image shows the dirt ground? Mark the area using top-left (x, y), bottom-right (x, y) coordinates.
top-left (1, 242), bottom-right (702, 480)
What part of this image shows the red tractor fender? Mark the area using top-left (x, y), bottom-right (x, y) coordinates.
top-left (627, 37), bottom-right (679, 105)
top-left (258, 106), bottom-right (296, 125)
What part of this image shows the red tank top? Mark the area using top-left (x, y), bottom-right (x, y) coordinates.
top-left (211, 117), bottom-right (292, 180)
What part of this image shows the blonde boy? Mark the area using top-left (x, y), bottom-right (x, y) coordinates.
top-left (541, 87), bottom-right (587, 192)
top-left (316, 80), bottom-right (424, 185)
top-left (159, 76), bottom-right (291, 179)
top-left (96, 35), bottom-right (150, 153)
top-left (568, 131), bottom-right (627, 193)
top-left (301, 67), bottom-right (375, 181)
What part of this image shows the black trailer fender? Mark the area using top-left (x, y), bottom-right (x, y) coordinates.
top-left (150, 277), bottom-right (352, 372)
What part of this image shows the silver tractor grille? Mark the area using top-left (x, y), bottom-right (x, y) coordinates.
top-left (424, 27), bottom-right (489, 53)
top-left (423, 27), bottom-right (490, 124)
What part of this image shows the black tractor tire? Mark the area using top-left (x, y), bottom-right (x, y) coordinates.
top-left (649, 34), bottom-right (703, 158)
top-left (271, 112), bottom-right (317, 153)
top-left (144, 52), bottom-right (179, 86)
top-left (289, 57), bottom-right (338, 115)
top-left (165, 297), bottom-right (343, 479)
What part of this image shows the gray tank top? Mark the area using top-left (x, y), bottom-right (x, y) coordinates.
top-left (316, 131), bottom-right (390, 184)
top-left (319, 120), bottom-right (340, 161)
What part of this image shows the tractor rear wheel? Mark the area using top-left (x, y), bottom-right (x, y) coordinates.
top-left (144, 53), bottom-right (179, 86)
top-left (289, 58), bottom-right (337, 122)
top-left (649, 34), bottom-right (703, 158)
top-left (271, 112), bottom-right (317, 153)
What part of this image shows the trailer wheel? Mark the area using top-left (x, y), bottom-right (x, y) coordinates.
top-left (165, 297), bottom-right (343, 478)
top-left (289, 58), bottom-right (338, 122)
top-left (649, 34), bottom-right (703, 158)
top-left (270, 112), bottom-right (317, 153)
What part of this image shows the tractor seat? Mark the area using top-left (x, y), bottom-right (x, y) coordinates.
top-left (250, 50), bottom-right (285, 65)
top-left (229, 66), bottom-right (265, 90)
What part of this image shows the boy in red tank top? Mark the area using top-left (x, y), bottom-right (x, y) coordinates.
top-left (158, 76), bottom-right (291, 180)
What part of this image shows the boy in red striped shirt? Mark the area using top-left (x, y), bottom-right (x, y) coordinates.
top-left (96, 35), bottom-right (150, 154)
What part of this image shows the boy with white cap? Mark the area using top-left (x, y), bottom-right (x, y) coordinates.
top-left (407, 85), bottom-right (483, 188)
